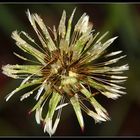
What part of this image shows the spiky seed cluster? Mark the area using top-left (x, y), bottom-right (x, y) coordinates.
top-left (2, 9), bottom-right (129, 136)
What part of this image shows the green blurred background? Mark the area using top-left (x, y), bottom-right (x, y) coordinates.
top-left (0, 3), bottom-right (140, 137)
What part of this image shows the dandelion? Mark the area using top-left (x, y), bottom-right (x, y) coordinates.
top-left (2, 8), bottom-right (129, 136)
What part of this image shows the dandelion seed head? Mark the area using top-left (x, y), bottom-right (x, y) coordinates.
top-left (2, 8), bottom-right (129, 136)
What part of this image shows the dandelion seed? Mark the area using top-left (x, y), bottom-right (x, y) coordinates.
top-left (2, 9), bottom-right (129, 136)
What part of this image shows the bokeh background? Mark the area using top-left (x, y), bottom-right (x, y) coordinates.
top-left (0, 3), bottom-right (140, 137)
